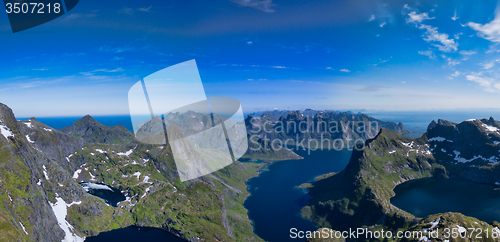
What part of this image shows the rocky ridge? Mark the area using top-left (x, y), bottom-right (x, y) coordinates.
top-left (0, 103), bottom-right (265, 242)
top-left (302, 117), bottom-right (500, 241)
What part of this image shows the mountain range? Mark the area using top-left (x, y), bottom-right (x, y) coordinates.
top-left (4, 102), bottom-right (500, 241)
top-left (243, 110), bottom-right (408, 160)
top-left (0, 103), bottom-right (264, 241)
top-left (302, 117), bottom-right (500, 241)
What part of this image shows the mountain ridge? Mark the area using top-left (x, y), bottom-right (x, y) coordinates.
top-left (302, 117), bottom-right (500, 241)
top-left (0, 103), bottom-right (265, 242)
top-left (60, 115), bottom-right (134, 144)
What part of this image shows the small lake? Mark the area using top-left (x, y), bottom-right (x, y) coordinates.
top-left (243, 148), bottom-right (352, 242)
top-left (81, 182), bottom-right (126, 207)
top-left (391, 177), bottom-right (500, 222)
top-left (85, 226), bottom-right (186, 242)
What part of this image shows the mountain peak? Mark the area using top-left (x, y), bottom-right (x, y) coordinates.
top-left (78, 114), bottom-right (99, 123)
top-left (60, 115), bottom-right (134, 144)
top-left (437, 119), bottom-right (457, 126)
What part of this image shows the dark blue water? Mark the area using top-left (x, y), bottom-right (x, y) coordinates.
top-left (391, 177), bottom-right (500, 223)
top-left (82, 183), bottom-right (126, 207)
top-left (17, 115), bottom-right (134, 132)
top-left (243, 148), bottom-right (352, 242)
top-left (85, 226), bottom-right (185, 242)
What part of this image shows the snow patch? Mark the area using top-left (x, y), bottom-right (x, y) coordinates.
top-left (25, 135), bottom-right (34, 143)
top-left (24, 122), bottom-right (32, 128)
top-left (429, 217), bottom-right (440, 229)
top-left (141, 185), bottom-right (153, 199)
top-left (19, 222), bottom-right (28, 235)
top-left (66, 153), bottom-right (76, 162)
top-left (95, 149), bottom-right (107, 154)
top-left (482, 123), bottom-right (499, 132)
top-left (0, 120), bottom-right (14, 142)
top-left (429, 137), bottom-right (446, 142)
top-left (43, 128), bottom-right (52, 132)
top-left (453, 150), bottom-right (499, 163)
top-left (132, 172), bottom-right (141, 180)
top-left (49, 197), bottom-right (85, 242)
top-left (80, 182), bottom-right (113, 192)
top-left (89, 171), bottom-right (96, 181)
top-left (68, 201), bottom-right (82, 207)
top-left (142, 176), bottom-right (152, 184)
top-left (42, 165), bottom-right (50, 180)
top-left (117, 149), bottom-right (133, 156)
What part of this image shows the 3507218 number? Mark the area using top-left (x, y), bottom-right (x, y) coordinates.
top-left (5, 2), bottom-right (61, 14)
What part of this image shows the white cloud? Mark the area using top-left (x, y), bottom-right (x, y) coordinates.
top-left (418, 50), bottom-right (436, 59)
top-left (247, 41), bottom-right (253, 44)
top-left (446, 58), bottom-right (460, 66)
top-left (272, 66), bottom-right (287, 69)
top-left (458, 50), bottom-right (477, 55)
top-left (484, 63), bottom-right (494, 69)
top-left (326, 67), bottom-right (333, 70)
top-left (451, 9), bottom-right (459, 21)
top-left (468, 13), bottom-right (500, 42)
top-left (231, 0), bottom-right (275, 13)
top-left (139, 6), bottom-right (152, 12)
top-left (451, 71), bottom-right (461, 77)
top-left (404, 10), bottom-right (457, 52)
top-left (466, 74), bottom-right (500, 92)
top-left (368, 15), bottom-right (375, 22)
top-left (62, 13), bottom-right (96, 21)
top-left (407, 11), bottom-right (434, 23)
top-left (380, 22), bottom-right (386, 28)
top-left (80, 68), bottom-right (124, 76)
top-left (419, 24), bottom-right (458, 52)
top-left (481, 60), bottom-right (500, 69)
top-left (340, 69), bottom-right (351, 73)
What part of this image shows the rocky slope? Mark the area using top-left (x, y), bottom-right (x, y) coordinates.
top-left (302, 117), bottom-right (500, 241)
top-left (0, 104), bottom-right (125, 242)
top-left (0, 103), bottom-right (265, 242)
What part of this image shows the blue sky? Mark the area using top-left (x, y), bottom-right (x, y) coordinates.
top-left (1, 0), bottom-right (500, 117)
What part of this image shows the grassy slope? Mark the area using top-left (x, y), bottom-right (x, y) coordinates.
top-left (69, 141), bottom-right (264, 241)
top-left (302, 128), bottom-right (500, 241)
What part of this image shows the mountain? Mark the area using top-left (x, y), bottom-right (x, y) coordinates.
top-left (0, 104), bottom-right (115, 241)
top-left (60, 115), bottom-right (134, 144)
top-left (245, 110), bottom-right (409, 151)
top-left (302, 117), bottom-right (500, 240)
top-left (246, 108), bottom-right (334, 119)
top-left (0, 103), bottom-right (265, 241)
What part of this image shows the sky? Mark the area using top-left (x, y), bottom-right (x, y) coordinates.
top-left (1, 0), bottom-right (500, 117)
